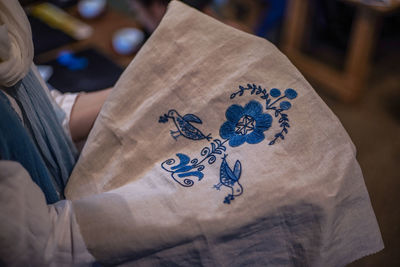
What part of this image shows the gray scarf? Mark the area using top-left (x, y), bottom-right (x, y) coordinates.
top-left (5, 69), bottom-right (78, 199)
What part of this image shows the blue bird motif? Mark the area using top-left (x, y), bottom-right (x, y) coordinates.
top-left (214, 154), bottom-right (243, 204)
top-left (159, 110), bottom-right (212, 141)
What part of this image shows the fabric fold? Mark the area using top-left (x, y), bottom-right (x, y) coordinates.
top-left (66, 1), bottom-right (383, 265)
top-left (0, 0), bottom-right (33, 87)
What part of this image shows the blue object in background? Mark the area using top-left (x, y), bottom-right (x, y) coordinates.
top-left (78, 0), bottom-right (106, 19)
top-left (112, 28), bottom-right (145, 55)
top-left (48, 48), bottom-right (123, 93)
top-left (254, 0), bottom-right (287, 42)
top-left (57, 50), bottom-right (88, 70)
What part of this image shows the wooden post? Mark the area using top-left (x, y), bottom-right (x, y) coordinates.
top-left (281, 0), bottom-right (385, 102)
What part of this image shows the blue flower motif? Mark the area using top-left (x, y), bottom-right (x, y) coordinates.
top-left (270, 88), bottom-right (281, 97)
top-left (280, 101), bottom-right (291, 110)
top-left (220, 100), bottom-right (272, 147)
top-left (284, 88), bottom-right (297, 99)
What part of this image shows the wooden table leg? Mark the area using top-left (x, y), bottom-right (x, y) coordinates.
top-left (345, 7), bottom-right (378, 100)
top-left (282, 0), bottom-right (380, 102)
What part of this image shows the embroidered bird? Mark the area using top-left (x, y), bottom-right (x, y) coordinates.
top-left (159, 109), bottom-right (212, 141)
top-left (214, 154), bottom-right (243, 204)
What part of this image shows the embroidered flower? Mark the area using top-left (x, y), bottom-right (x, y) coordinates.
top-left (270, 88), bottom-right (281, 97)
top-left (219, 100), bottom-right (272, 147)
top-left (284, 88), bottom-right (297, 99)
top-left (280, 101), bottom-right (291, 110)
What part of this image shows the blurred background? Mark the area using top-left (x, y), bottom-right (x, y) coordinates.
top-left (20, 0), bottom-right (399, 265)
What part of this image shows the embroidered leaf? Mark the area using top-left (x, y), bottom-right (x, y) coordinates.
top-left (178, 171), bottom-right (204, 180)
top-left (269, 140), bottom-right (275, 145)
top-left (233, 160), bottom-right (242, 179)
top-left (159, 114), bottom-right (169, 123)
top-left (211, 142), bottom-right (216, 152)
top-left (176, 165), bottom-right (196, 173)
top-left (239, 85), bottom-right (245, 96)
top-left (182, 114), bottom-right (202, 124)
top-left (170, 153), bottom-right (190, 170)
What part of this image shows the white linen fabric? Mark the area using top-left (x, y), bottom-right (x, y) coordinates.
top-left (0, 161), bottom-right (94, 266)
top-left (0, 0), bottom-right (33, 87)
top-left (64, 1), bottom-right (384, 266)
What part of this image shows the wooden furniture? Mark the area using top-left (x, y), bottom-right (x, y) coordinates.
top-left (35, 5), bottom-right (140, 68)
top-left (282, 0), bottom-right (400, 102)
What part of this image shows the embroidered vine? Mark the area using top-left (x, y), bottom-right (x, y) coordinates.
top-left (230, 84), bottom-right (297, 145)
top-left (161, 139), bottom-right (227, 186)
top-left (160, 84), bottom-right (298, 204)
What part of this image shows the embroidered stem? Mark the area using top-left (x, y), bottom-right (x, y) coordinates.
top-left (230, 84), bottom-right (268, 100)
top-left (266, 108), bottom-right (289, 145)
top-left (267, 95), bottom-right (286, 109)
top-left (194, 139), bottom-right (228, 167)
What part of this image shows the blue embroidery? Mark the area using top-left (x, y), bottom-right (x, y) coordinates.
top-left (219, 100), bottom-right (272, 147)
top-left (214, 154), bottom-right (243, 204)
top-left (160, 83), bottom-right (298, 204)
top-left (159, 110), bottom-right (212, 141)
top-left (284, 88), bottom-right (298, 99)
top-left (270, 88), bottom-right (281, 97)
top-left (265, 88), bottom-right (297, 145)
top-left (161, 139), bottom-right (227, 187)
top-left (161, 153), bottom-right (204, 187)
top-left (230, 84), bottom-right (297, 145)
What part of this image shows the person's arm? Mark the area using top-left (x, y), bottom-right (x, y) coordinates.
top-left (69, 88), bottom-right (111, 142)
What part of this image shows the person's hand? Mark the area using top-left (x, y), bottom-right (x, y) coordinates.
top-left (69, 88), bottom-right (111, 142)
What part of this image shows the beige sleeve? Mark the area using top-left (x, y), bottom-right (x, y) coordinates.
top-left (0, 161), bottom-right (94, 266)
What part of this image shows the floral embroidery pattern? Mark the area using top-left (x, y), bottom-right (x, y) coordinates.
top-left (230, 84), bottom-right (298, 145)
top-left (219, 100), bottom-right (272, 147)
top-left (160, 84), bottom-right (298, 204)
top-left (161, 139), bottom-right (227, 186)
